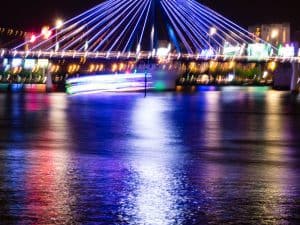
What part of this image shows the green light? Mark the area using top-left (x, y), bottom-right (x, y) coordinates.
top-left (154, 81), bottom-right (166, 91)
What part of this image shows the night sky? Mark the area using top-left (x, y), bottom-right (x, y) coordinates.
top-left (0, 0), bottom-right (299, 32)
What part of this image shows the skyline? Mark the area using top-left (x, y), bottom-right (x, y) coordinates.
top-left (0, 0), bottom-right (300, 32)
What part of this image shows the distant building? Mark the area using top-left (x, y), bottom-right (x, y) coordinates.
top-left (248, 23), bottom-right (291, 46)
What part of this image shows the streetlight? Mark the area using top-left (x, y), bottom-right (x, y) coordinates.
top-left (55, 19), bottom-right (63, 51)
top-left (55, 19), bottom-right (64, 29)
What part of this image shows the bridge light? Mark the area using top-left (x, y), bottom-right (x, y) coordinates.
top-left (119, 63), bottom-right (125, 71)
top-left (41, 26), bottom-right (52, 39)
top-left (99, 64), bottom-right (104, 71)
top-left (112, 63), bottom-right (118, 72)
top-left (89, 64), bottom-right (95, 73)
top-left (84, 41), bottom-right (89, 51)
top-left (189, 62), bottom-right (196, 70)
top-left (209, 27), bottom-right (217, 36)
top-left (136, 44), bottom-right (141, 53)
top-left (55, 19), bottom-right (64, 29)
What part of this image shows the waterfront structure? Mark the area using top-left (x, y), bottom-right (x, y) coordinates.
top-left (248, 23), bottom-right (291, 46)
top-left (0, 0), bottom-right (299, 93)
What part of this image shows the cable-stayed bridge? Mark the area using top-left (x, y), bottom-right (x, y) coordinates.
top-left (7, 0), bottom-right (285, 59)
top-left (0, 0), bottom-right (300, 92)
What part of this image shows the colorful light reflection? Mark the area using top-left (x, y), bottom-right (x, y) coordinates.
top-left (66, 73), bottom-right (152, 94)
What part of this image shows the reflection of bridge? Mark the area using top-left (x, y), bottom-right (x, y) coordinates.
top-left (1, 0), bottom-right (300, 92)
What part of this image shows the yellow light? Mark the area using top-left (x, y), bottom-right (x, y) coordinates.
top-left (268, 61), bottom-right (277, 71)
top-left (229, 61), bottom-right (236, 70)
top-left (119, 63), bottom-right (125, 71)
top-left (89, 64), bottom-right (95, 73)
top-left (209, 61), bottom-right (218, 72)
top-left (99, 64), bottom-right (104, 71)
top-left (68, 64), bottom-right (77, 74)
top-left (271, 29), bottom-right (279, 39)
top-left (41, 26), bottom-right (52, 39)
top-left (76, 64), bottom-right (80, 72)
top-left (189, 62), bottom-right (196, 70)
top-left (55, 19), bottom-right (64, 29)
top-left (112, 63), bottom-right (117, 72)
top-left (50, 64), bottom-right (60, 73)
top-left (32, 65), bottom-right (40, 73)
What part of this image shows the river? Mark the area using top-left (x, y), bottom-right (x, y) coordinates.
top-left (1, 87), bottom-right (300, 224)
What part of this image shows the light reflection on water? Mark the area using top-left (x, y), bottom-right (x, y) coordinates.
top-left (120, 97), bottom-right (185, 224)
top-left (0, 89), bottom-right (300, 224)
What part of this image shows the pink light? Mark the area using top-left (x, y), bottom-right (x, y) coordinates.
top-left (29, 34), bottom-right (37, 43)
top-left (66, 73), bottom-right (152, 94)
top-left (66, 73), bottom-right (151, 84)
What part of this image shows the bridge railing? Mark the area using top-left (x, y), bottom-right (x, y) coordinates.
top-left (1, 48), bottom-right (300, 63)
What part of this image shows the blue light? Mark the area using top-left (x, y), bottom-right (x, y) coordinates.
top-left (13, 0), bottom-right (278, 56)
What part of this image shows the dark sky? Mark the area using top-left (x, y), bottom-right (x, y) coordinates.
top-left (0, 0), bottom-right (299, 32)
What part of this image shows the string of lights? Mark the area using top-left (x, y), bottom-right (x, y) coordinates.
top-left (0, 27), bottom-right (27, 37)
top-left (13, 0), bottom-right (278, 56)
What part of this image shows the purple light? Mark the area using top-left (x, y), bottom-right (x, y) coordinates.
top-left (77, 0), bottom-right (138, 51)
top-left (56, 0), bottom-right (126, 51)
top-left (169, 0), bottom-right (223, 49)
top-left (78, 0), bottom-right (138, 51)
top-left (161, 2), bottom-right (193, 53)
top-left (110, 0), bottom-right (151, 52)
top-left (66, 73), bottom-right (152, 94)
top-left (27, 0), bottom-right (117, 51)
top-left (165, 0), bottom-right (213, 51)
top-left (13, 0), bottom-right (278, 56)
top-left (122, 0), bottom-right (152, 52)
top-left (93, 0), bottom-right (145, 52)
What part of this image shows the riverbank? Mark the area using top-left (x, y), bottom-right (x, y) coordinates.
top-left (0, 83), bottom-right (294, 94)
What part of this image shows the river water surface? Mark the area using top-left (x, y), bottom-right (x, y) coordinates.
top-left (1, 87), bottom-right (300, 224)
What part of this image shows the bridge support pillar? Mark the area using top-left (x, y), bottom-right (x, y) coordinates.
top-left (46, 70), bottom-right (53, 92)
top-left (290, 62), bottom-right (299, 93)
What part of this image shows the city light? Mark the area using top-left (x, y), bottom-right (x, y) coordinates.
top-left (55, 19), bottom-right (64, 29)
top-left (24, 59), bottom-right (36, 69)
top-left (271, 29), bottom-right (279, 39)
top-left (278, 44), bottom-right (295, 57)
top-left (267, 61), bottom-right (277, 71)
top-left (247, 43), bottom-right (271, 59)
